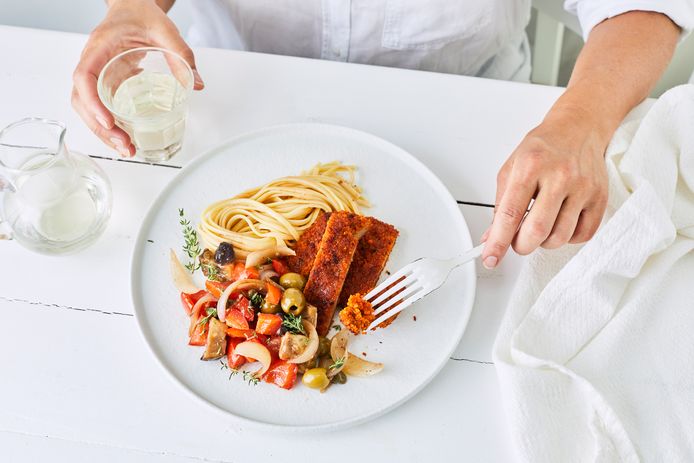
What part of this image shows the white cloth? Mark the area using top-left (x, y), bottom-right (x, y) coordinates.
top-left (186, 0), bottom-right (693, 83)
top-left (564, 0), bottom-right (694, 41)
top-left (494, 84), bottom-right (694, 462)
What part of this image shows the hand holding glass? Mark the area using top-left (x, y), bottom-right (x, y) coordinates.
top-left (97, 47), bottom-right (194, 162)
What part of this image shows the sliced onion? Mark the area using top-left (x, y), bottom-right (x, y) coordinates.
top-left (328, 329), bottom-right (350, 378)
top-left (259, 268), bottom-right (279, 282)
top-left (305, 304), bottom-right (318, 327)
top-left (234, 341), bottom-right (272, 377)
top-left (216, 278), bottom-right (265, 323)
top-left (189, 293), bottom-right (216, 335)
top-left (285, 320), bottom-right (319, 364)
top-left (245, 246), bottom-right (295, 268)
top-left (169, 249), bottom-right (200, 294)
top-left (343, 354), bottom-right (384, 377)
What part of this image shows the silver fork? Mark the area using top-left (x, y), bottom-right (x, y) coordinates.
top-left (366, 243), bottom-right (484, 330)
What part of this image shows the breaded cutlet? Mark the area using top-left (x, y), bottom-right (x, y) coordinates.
top-left (303, 211), bottom-right (368, 336)
top-left (338, 217), bottom-right (399, 307)
top-left (286, 212), bottom-right (330, 277)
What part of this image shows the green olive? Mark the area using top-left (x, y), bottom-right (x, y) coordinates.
top-left (279, 272), bottom-right (306, 290)
top-left (302, 368), bottom-right (330, 389)
top-left (281, 288), bottom-right (306, 315)
top-left (317, 337), bottom-right (331, 357)
top-left (260, 300), bottom-right (281, 314)
top-left (333, 371), bottom-right (347, 384)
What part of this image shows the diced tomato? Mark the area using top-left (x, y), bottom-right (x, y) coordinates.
top-left (188, 307), bottom-right (208, 346)
top-left (225, 327), bottom-right (256, 339)
top-left (230, 296), bottom-right (254, 322)
top-left (222, 262), bottom-right (261, 282)
top-left (180, 290), bottom-right (207, 316)
top-left (244, 266), bottom-right (260, 280)
top-left (265, 282), bottom-right (283, 306)
top-left (225, 308), bottom-right (249, 329)
top-left (265, 335), bottom-right (282, 360)
top-left (188, 297), bottom-right (216, 346)
top-left (226, 339), bottom-right (247, 369)
top-left (271, 259), bottom-right (289, 275)
top-left (256, 313), bottom-right (283, 336)
top-left (205, 280), bottom-right (230, 299)
top-left (262, 360), bottom-right (298, 390)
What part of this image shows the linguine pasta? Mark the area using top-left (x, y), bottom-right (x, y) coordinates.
top-left (197, 162), bottom-right (369, 256)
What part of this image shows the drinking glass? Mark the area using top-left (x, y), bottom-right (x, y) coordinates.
top-left (97, 47), bottom-right (194, 162)
top-left (0, 118), bottom-right (112, 255)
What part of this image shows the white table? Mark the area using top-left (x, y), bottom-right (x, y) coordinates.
top-left (0, 25), bottom-right (568, 462)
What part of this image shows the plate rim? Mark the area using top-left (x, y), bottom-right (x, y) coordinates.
top-left (130, 122), bottom-right (477, 432)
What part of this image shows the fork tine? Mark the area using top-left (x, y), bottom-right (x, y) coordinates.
top-left (364, 261), bottom-right (418, 301)
top-left (372, 282), bottom-right (422, 316)
top-left (368, 287), bottom-right (427, 330)
top-left (369, 275), bottom-right (412, 307)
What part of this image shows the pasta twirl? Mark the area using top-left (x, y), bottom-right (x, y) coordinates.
top-left (197, 162), bottom-right (369, 256)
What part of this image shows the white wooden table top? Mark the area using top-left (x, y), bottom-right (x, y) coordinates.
top-left (0, 25), bottom-right (571, 462)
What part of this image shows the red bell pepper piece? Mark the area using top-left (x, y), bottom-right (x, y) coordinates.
top-left (262, 360), bottom-right (298, 390)
top-left (256, 313), bottom-right (283, 336)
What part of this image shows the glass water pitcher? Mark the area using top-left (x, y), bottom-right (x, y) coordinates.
top-left (0, 118), bottom-right (112, 255)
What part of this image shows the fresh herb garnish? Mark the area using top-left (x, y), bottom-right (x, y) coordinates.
top-left (332, 324), bottom-right (342, 332)
top-left (179, 208), bottom-right (201, 272)
top-left (243, 370), bottom-right (260, 386)
top-left (248, 290), bottom-right (264, 309)
top-left (282, 314), bottom-right (306, 335)
top-left (201, 262), bottom-right (220, 281)
top-left (329, 356), bottom-right (345, 371)
top-left (220, 361), bottom-right (240, 379)
top-left (197, 307), bottom-right (217, 327)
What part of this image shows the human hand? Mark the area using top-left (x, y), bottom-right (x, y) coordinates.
top-left (481, 105), bottom-right (609, 269)
top-left (71, 0), bottom-right (204, 157)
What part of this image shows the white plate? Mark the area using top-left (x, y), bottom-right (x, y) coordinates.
top-left (131, 124), bottom-right (476, 431)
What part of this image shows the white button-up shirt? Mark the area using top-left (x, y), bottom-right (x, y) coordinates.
top-left (187, 0), bottom-right (694, 82)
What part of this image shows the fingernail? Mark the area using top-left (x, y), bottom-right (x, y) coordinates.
top-left (483, 256), bottom-right (498, 270)
top-left (110, 137), bottom-right (129, 157)
top-left (97, 115), bottom-right (111, 129)
top-left (193, 69), bottom-right (204, 87)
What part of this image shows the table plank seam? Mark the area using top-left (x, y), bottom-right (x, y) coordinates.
top-left (88, 153), bottom-right (181, 169)
top-left (0, 295), bottom-right (133, 318)
top-left (0, 428), bottom-right (234, 463)
top-left (449, 357), bottom-right (494, 365)
top-left (88, 154), bottom-right (499, 208)
top-left (456, 200), bottom-right (494, 208)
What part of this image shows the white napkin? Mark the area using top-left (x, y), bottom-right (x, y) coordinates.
top-left (493, 84), bottom-right (694, 463)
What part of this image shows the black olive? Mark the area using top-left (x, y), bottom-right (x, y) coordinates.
top-left (214, 242), bottom-right (235, 265)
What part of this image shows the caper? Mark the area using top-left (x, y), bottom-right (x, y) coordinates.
top-left (302, 368), bottom-right (330, 389)
top-left (281, 288), bottom-right (306, 315)
top-left (260, 300), bottom-right (281, 314)
top-left (214, 242), bottom-right (235, 265)
top-left (333, 371), bottom-right (347, 384)
top-left (317, 337), bottom-right (331, 357)
top-left (318, 356), bottom-right (333, 370)
top-left (279, 272), bottom-right (306, 290)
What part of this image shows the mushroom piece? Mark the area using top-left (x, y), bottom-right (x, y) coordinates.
top-left (201, 318), bottom-right (227, 360)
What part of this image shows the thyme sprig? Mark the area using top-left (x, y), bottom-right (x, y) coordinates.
top-left (243, 371), bottom-right (260, 386)
top-left (201, 262), bottom-right (220, 281)
top-left (329, 356), bottom-right (345, 371)
top-left (197, 307), bottom-right (218, 327)
top-left (282, 314), bottom-right (306, 335)
top-left (179, 208), bottom-right (201, 272)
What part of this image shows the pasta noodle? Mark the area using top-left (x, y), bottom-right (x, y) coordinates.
top-left (198, 162), bottom-right (369, 256)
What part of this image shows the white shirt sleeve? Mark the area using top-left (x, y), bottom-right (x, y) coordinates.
top-left (564, 0), bottom-right (694, 41)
